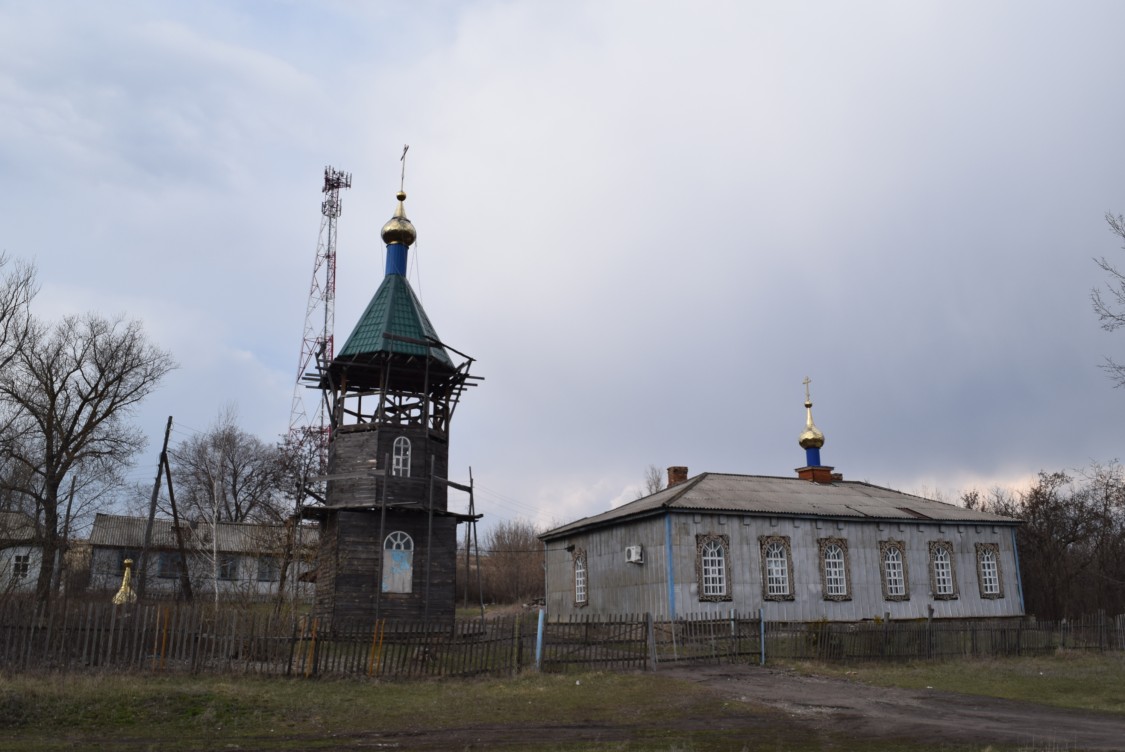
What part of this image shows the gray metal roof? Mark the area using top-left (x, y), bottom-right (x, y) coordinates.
top-left (89, 514), bottom-right (318, 553)
top-left (0, 510), bottom-right (38, 542)
top-left (541, 472), bottom-right (1018, 539)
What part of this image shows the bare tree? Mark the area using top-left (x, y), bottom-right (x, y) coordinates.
top-left (1091, 212), bottom-right (1125, 386)
top-left (636, 464), bottom-right (665, 499)
top-left (479, 520), bottom-right (544, 604)
top-left (0, 254), bottom-right (36, 372)
top-left (169, 408), bottom-right (287, 524)
top-left (963, 464), bottom-right (1125, 619)
top-left (0, 313), bottom-right (175, 603)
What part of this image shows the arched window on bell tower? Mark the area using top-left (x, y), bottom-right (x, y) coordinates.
top-left (392, 436), bottom-right (411, 477)
top-left (382, 531), bottom-right (414, 593)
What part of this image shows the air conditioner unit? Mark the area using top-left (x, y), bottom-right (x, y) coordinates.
top-left (625, 545), bottom-right (644, 564)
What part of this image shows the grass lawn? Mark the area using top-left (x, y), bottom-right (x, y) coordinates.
top-left (3, 652), bottom-right (1120, 751)
top-left (0, 669), bottom-right (981, 752)
top-left (789, 650), bottom-right (1125, 715)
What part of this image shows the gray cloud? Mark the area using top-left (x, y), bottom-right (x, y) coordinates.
top-left (3, 0), bottom-right (1124, 531)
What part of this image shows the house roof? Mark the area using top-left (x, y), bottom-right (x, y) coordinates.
top-left (336, 273), bottom-right (453, 368)
top-left (540, 472), bottom-right (1018, 540)
top-left (88, 513), bottom-right (318, 554)
top-left (0, 510), bottom-right (38, 543)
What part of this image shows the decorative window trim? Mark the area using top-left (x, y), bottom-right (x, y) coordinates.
top-left (928, 540), bottom-right (959, 600)
top-left (695, 533), bottom-right (732, 602)
top-left (878, 540), bottom-right (910, 601)
top-left (975, 542), bottom-right (1004, 599)
top-left (759, 535), bottom-right (794, 601)
top-left (392, 436), bottom-right (412, 477)
top-left (817, 537), bottom-right (851, 601)
top-left (572, 548), bottom-right (588, 607)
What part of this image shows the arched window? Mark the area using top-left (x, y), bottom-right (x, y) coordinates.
top-left (700, 539), bottom-right (727, 597)
top-left (574, 551), bottom-right (588, 605)
top-left (884, 546), bottom-right (906, 597)
top-left (764, 539), bottom-right (791, 598)
top-left (392, 437), bottom-right (411, 477)
top-left (930, 541), bottom-right (956, 598)
top-left (382, 531), bottom-right (414, 593)
top-left (822, 543), bottom-right (847, 598)
top-left (695, 534), bottom-right (731, 602)
top-left (976, 543), bottom-right (1003, 598)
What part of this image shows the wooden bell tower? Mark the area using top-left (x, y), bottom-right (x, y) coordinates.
top-left (304, 187), bottom-right (480, 625)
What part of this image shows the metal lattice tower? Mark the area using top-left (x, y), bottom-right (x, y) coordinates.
top-left (289, 167), bottom-right (351, 459)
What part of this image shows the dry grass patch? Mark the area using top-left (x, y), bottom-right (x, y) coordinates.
top-left (789, 651), bottom-right (1125, 715)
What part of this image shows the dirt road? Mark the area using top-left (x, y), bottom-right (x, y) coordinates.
top-left (663, 663), bottom-right (1125, 751)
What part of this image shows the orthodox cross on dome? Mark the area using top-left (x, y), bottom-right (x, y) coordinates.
top-left (399, 144), bottom-right (409, 192)
top-left (798, 376), bottom-right (825, 468)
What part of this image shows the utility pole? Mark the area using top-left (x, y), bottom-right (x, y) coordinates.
top-left (137, 416), bottom-right (173, 601)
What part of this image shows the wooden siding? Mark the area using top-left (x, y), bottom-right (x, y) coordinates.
top-left (544, 517), bottom-right (671, 616)
top-left (546, 512), bottom-right (1023, 621)
top-left (315, 510), bottom-right (459, 624)
top-left (327, 425), bottom-right (450, 511)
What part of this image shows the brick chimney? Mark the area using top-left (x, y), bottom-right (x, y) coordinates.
top-left (797, 465), bottom-right (839, 484)
top-left (667, 466), bottom-right (688, 488)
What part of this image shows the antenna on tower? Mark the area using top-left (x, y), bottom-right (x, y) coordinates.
top-left (288, 166), bottom-right (351, 475)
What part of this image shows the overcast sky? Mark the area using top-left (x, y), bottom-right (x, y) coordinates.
top-left (3, 1), bottom-right (1125, 532)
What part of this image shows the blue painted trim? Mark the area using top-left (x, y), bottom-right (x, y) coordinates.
top-left (385, 243), bottom-right (408, 276)
top-left (535, 607), bottom-right (545, 670)
top-left (805, 447), bottom-right (821, 467)
top-left (664, 512), bottom-right (676, 620)
top-left (1010, 527), bottom-right (1025, 615)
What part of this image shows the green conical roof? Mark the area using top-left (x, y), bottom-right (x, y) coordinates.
top-left (337, 274), bottom-right (454, 368)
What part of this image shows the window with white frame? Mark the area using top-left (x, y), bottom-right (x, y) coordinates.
top-left (879, 540), bottom-right (909, 601)
top-left (818, 538), bottom-right (850, 600)
top-left (694, 533), bottom-right (731, 602)
top-left (702, 540), bottom-right (726, 597)
top-left (383, 531), bottom-right (414, 593)
top-left (975, 542), bottom-right (1003, 598)
top-left (13, 554), bottom-right (30, 579)
top-left (759, 536), bottom-right (794, 600)
top-left (392, 436), bottom-right (411, 477)
top-left (573, 549), bottom-right (588, 606)
top-left (928, 540), bottom-right (958, 599)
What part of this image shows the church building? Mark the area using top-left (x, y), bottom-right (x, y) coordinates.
top-left (305, 189), bottom-right (479, 625)
top-left (541, 387), bottom-right (1023, 622)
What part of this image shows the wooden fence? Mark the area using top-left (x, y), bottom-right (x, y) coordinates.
top-left (1, 598), bottom-right (1122, 679)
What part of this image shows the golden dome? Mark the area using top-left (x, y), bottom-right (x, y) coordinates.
top-left (798, 398), bottom-right (825, 449)
top-left (380, 191), bottom-right (416, 247)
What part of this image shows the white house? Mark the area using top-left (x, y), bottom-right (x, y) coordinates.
top-left (0, 510), bottom-right (40, 593)
top-left (87, 513), bottom-right (317, 600)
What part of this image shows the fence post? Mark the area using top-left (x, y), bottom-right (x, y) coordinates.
top-left (646, 613), bottom-right (656, 671)
top-left (926, 605), bottom-right (934, 659)
top-left (759, 607), bottom-right (765, 666)
top-left (535, 608), bottom-right (545, 671)
top-left (511, 614), bottom-right (521, 677)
